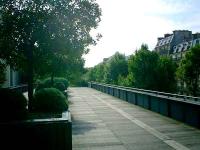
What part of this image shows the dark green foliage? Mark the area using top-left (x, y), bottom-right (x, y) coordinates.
top-left (0, 62), bottom-right (6, 87)
top-left (104, 52), bottom-right (128, 84)
top-left (128, 45), bottom-right (177, 92)
top-left (54, 78), bottom-right (69, 89)
top-left (117, 74), bottom-right (133, 87)
top-left (86, 44), bottom-right (177, 93)
top-left (0, 0), bottom-right (101, 104)
top-left (43, 77), bottom-right (69, 89)
top-left (54, 82), bottom-right (66, 92)
top-left (33, 88), bottom-right (68, 113)
top-left (35, 81), bottom-right (47, 92)
top-left (176, 45), bottom-right (200, 96)
top-left (0, 88), bottom-right (27, 121)
top-left (35, 77), bottom-right (69, 92)
top-left (85, 52), bottom-right (128, 84)
top-left (73, 80), bottom-right (88, 87)
top-left (156, 57), bottom-right (177, 92)
top-left (128, 46), bottom-right (159, 90)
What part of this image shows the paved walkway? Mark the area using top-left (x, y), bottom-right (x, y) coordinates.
top-left (69, 87), bottom-right (200, 150)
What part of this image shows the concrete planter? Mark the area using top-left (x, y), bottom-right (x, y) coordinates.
top-left (0, 111), bottom-right (72, 150)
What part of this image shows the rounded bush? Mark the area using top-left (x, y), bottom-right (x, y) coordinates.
top-left (35, 82), bottom-right (46, 92)
top-left (43, 78), bottom-right (53, 88)
top-left (54, 82), bottom-right (66, 92)
top-left (56, 78), bottom-right (69, 89)
top-left (0, 88), bottom-right (27, 121)
top-left (33, 88), bottom-right (68, 113)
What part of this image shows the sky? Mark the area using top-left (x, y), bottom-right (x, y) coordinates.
top-left (83, 0), bottom-right (200, 67)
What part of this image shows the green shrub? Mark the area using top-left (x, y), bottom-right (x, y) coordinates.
top-left (35, 81), bottom-right (46, 92)
top-left (54, 82), bottom-right (66, 92)
top-left (74, 80), bottom-right (88, 87)
top-left (42, 77), bottom-right (69, 89)
top-left (0, 88), bottom-right (27, 121)
top-left (55, 78), bottom-right (69, 89)
top-left (33, 88), bottom-right (68, 113)
top-left (43, 78), bottom-right (53, 88)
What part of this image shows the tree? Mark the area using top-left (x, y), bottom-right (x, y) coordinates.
top-left (156, 57), bottom-right (177, 92)
top-left (104, 52), bottom-right (128, 84)
top-left (0, 0), bottom-right (101, 108)
top-left (94, 63), bottom-right (105, 82)
top-left (176, 45), bottom-right (200, 96)
top-left (128, 44), bottom-right (176, 92)
top-left (128, 45), bottom-right (159, 90)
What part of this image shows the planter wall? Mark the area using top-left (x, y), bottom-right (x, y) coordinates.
top-left (0, 111), bottom-right (72, 150)
top-left (89, 82), bottom-right (200, 129)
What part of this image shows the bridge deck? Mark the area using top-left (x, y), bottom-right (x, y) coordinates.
top-left (70, 87), bottom-right (200, 150)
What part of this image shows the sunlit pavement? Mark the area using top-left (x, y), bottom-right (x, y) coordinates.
top-left (70, 87), bottom-right (200, 150)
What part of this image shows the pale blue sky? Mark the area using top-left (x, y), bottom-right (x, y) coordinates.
top-left (84, 0), bottom-right (200, 67)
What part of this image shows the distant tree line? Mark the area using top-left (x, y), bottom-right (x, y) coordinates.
top-left (85, 44), bottom-right (200, 96)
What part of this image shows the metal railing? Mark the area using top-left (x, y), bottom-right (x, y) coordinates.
top-left (90, 82), bottom-right (200, 103)
top-left (89, 82), bottom-right (200, 128)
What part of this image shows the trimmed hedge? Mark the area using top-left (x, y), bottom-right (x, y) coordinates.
top-left (54, 82), bottom-right (66, 92)
top-left (0, 88), bottom-right (27, 121)
top-left (33, 88), bottom-right (68, 113)
top-left (35, 77), bottom-right (69, 92)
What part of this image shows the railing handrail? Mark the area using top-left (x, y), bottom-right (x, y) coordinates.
top-left (90, 82), bottom-right (200, 102)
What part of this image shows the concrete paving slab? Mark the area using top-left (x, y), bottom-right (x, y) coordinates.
top-left (70, 87), bottom-right (200, 150)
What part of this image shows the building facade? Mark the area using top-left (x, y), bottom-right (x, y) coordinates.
top-left (155, 30), bottom-right (200, 61)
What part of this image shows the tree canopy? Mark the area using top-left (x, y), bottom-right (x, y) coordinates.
top-left (85, 44), bottom-right (177, 93)
top-left (128, 45), bottom-right (159, 90)
top-left (104, 52), bottom-right (128, 84)
top-left (176, 45), bottom-right (200, 96)
top-left (0, 0), bottom-right (101, 105)
top-left (0, 0), bottom-right (101, 72)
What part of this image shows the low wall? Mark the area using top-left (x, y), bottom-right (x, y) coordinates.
top-left (0, 111), bottom-right (72, 150)
top-left (90, 82), bottom-right (200, 129)
top-left (9, 84), bottom-right (28, 93)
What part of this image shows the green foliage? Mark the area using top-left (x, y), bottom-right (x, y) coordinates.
top-left (0, 0), bottom-right (101, 71)
top-left (0, 0), bottom-right (101, 101)
top-left (156, 57), bottom-right (177, 92)
top-left (104, 52), bottom-right (128, 84)
top-left (117, 75), bottom-right (133, 87)
top-left (54, 82), bottom-right (66, 92)
top-left (84, 44), bottom-right (177, 93)
top-left (0, 62), bottom-right (6, 87)
top-left (84, 63), bottom-right (106, 83)
top-left (128, 47), bottom-right (159, 90)
top-left (128, 45), bottom-right (177, 92)
top-left (176, 45), bottom-right (200, 96)
top-left (0, 88), bottom-right (27, 121)
top-left (72, 79), bottom-right (88, 87)
top-left (54, 78), bottom-right (69, 89)
top-left (33, 88), bottom-right (68, 113)
top-left (35, 77), bottom-right (69, 92)
top-left (84, 52), bottom-right (128, 84)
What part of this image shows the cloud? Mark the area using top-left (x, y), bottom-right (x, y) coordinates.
top-left (84, 0), bottom-right (200, 67)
